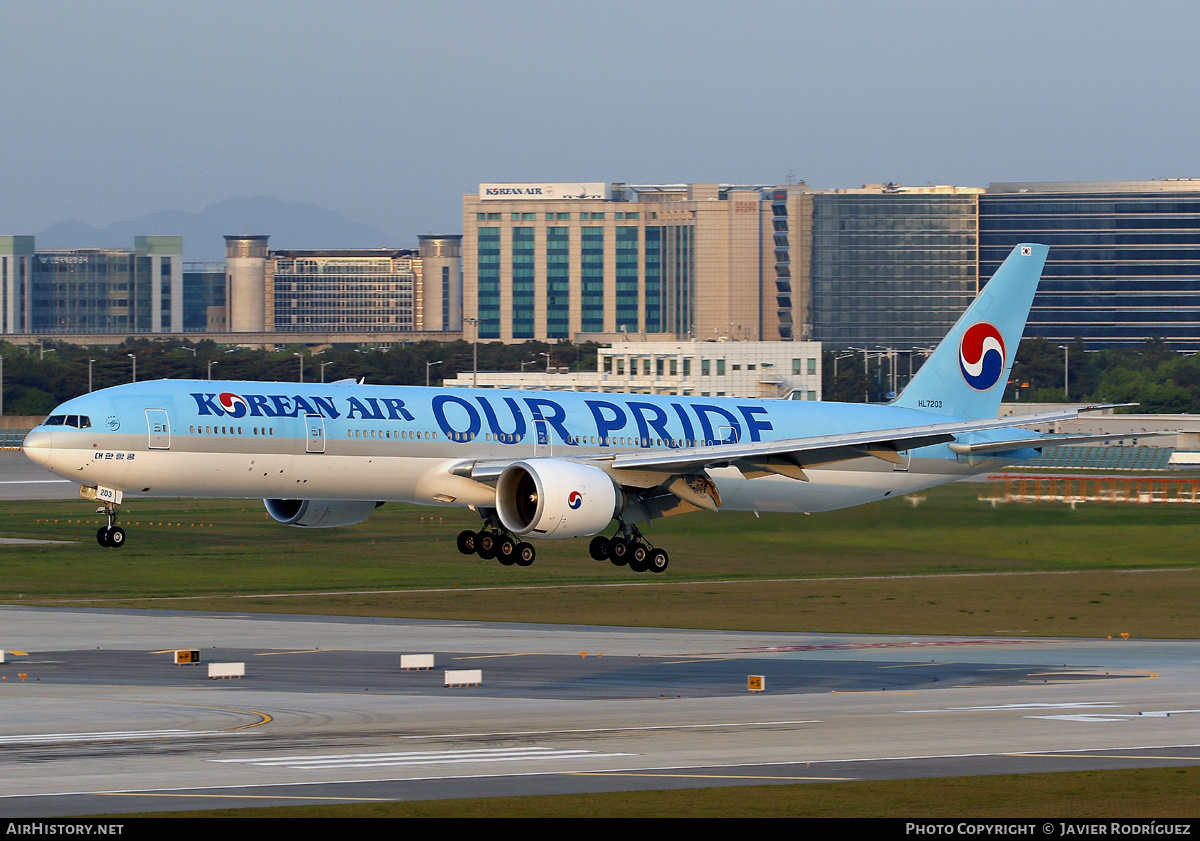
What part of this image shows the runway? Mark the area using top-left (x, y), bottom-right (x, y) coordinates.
top-left (2, 606), bottom-right (1199, 816)
top-left (0, 450), bottom-right (77, 502)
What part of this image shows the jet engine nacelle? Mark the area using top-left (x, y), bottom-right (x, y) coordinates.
top-left (496, 459), bottom-right (622, 539)
top-left (263, 498), bottom-right (384, 528)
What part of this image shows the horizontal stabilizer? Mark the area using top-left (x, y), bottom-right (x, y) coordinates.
top-left (948, 431), bottom-right (1177, 455)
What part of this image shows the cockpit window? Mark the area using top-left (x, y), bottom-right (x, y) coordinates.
top-left (43, 414), bottom-right (90, 428)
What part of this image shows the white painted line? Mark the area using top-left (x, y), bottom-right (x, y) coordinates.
top-left (211, 746), bottom-right (635, 770)
top-left (0, 729), bottom-right (197, 745)
top-left (903, 702), bottom-right (1120, 713)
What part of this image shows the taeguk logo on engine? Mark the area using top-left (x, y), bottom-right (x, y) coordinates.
top-left (958, 323), bottom-right (1006, 391)
top-left (218, 392), bottom-right (250, 418)
top-left (567, 491), bottom-right (583, 510)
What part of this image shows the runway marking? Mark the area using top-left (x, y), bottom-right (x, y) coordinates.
top-left (0, 729), bottom-right (198, 745)
top-left (452, 653), bottom-right (539, 660)
top-left (0, 480), bottom-right (71, 485)
top-left (253, 649), bottom-right (337, 656)
top-left (210, 746), bottom-right (635, 770)
top-left (569, 771), bottom-right (855, 782)
top-left (99, 792), bottom-right (394, 802)
top-left (661, 657), bottom-right (744, 664)
top-left (879, 662), bottom-right (966, 669)
top-left (743, 640), bottom-right (1039, 652)
top-left (1027, 710), bottom-right (1200, 723)
top-left (1028, 714), bottom-right (1137, 722)
top-left (903, 702), bottom-right (1121, 713)
top-left (1008, 752), bottom-right (1200, 761)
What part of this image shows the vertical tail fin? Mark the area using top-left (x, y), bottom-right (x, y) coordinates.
top-left (892, 243), bottom-right (1048, 419)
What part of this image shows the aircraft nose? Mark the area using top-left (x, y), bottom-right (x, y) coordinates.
top-left (22, 427), bottom-right (53, 466)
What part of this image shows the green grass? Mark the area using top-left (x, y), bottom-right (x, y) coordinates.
top-left (96, 767), bottom-right (1200, 818)
top-left (1, 483), bottom-right (1198, 637)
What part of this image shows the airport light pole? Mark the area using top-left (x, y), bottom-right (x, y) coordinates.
top-left (464, 317), bottom-right (479, 387)
top-left (294, 353), bottom-right (304, 384)
top-left (540, 351), bottom-right (551, 373)
top-left (88, 359), bottom-right (95, 393)
top-left (127, 353), bottom-right (136, 384)
top-left (320, 361), bottom-right (334, 383)
top-left (1058, 344), bottom-right (1069, 399)
top-left (426, 360), bottom-right (442, 388)
top-left (207, 360), bottom-right (218, 380)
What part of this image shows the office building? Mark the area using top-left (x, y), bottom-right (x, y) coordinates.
top-left (182, 262), bottom-right (226, 332)
top-left (463, 182), bottom-right (797, 345)
top-left (221, 234), bottom-right (463, 334)
top-left (809, 185), bottom-right (982, 350)
top-left (980, 180), bottom-right (1200, 348)
top-left (1, 236), bottom-right (183, 334)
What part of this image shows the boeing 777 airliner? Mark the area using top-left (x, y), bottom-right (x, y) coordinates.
top-left (22, 244), bottom-right (1110, 572)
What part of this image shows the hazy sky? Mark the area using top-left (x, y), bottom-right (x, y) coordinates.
top-left (3, 0), bottom-right (1198, 243)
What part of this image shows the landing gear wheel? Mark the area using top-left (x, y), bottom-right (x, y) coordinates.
top-left (497, 537), bottom-right (517, 566)
top-left (456, 530), bottom-right (478, 555)
top-left (477, 530), bottom-right (498, 560)
top-left (648, 548), bottom-right (669, 573)
top-left (106, 526), bottom-right (126, 548)
top-left (628, 547), bottom-right (650, 573)
top-left (515, 542), bottom-right (536, 567)
top-left (608, 536), bottom-right (629, 566)
top-left (589, 535), bottom-right (609, 561)
top-left (96, 527), bottom-right (110, 547)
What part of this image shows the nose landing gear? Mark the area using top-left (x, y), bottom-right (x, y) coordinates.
top-left (95, 501), bottom-right (126, 548)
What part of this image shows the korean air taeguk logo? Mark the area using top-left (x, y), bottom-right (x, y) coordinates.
top-left (958, 323), bottom-right (1006, 391)
top-left (568, 491), bottom-right (583, 510)
top-left (218, 392), bottom-right (250, 418)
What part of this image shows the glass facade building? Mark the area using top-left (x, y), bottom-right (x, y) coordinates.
top-left (272, 250), bottom-right (418, 333)
top-left (183, 263), bottom-right (226, 331)
top-left (810, 190), bottom-right (980, 350)
top-left (980, 181), bottom-right (1200, 348)
top-left (1, 236), bottom-right (183, 335)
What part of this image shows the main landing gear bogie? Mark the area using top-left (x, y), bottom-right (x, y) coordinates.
top-left (458, 515), bottom-right (666, 573)
top-left (457, 527), bottom-right (536, 568)
top-left (589, 524), bottom-right (668, 574)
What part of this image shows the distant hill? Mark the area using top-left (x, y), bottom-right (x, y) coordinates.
top-left (36, 197), bottom-right (398, 262)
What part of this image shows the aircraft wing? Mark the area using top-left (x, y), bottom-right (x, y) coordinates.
top-left (454, 406), bottom-right (1117, 489)
top-left (598, 407), bottom-right (1106, 478)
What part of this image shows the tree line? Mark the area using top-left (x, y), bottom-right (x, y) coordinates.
top-left (3, 335), bottom-right (1197, 418)
top-left (823, 336), bottom-right (1200, 413)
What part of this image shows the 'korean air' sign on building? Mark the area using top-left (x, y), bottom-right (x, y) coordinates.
top-left (479, 182), bottom-right (609, 201)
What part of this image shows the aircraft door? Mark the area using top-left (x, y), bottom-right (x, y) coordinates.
top-left (305, 414), bottom-right (326, 453)
top-left (146, 409), bottom-right (170, 450)
top-left (892, 449), bottom-right (911, 472)
top-left (533, 418), bottom-right (552, 457)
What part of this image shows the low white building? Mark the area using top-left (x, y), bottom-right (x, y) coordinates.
top-left (444, 340), bottom-right (822, 400)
